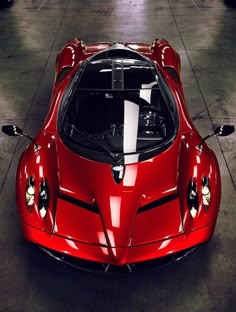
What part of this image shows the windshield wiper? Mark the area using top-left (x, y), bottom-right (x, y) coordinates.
top-left (65, 123), bottom-right (123, 165)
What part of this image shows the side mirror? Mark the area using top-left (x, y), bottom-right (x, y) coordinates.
top-left (214, 125), bottom-right (235, 137)
top-left (2, 124), bottom-right (40, 152)
top-left (2, 125), bottom-right (24, 137)
top-left (198, 124), bottom-right (235, 152)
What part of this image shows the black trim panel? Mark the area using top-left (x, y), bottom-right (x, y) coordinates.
top-left (39, 245), bottom-right (197, 273)
top-left (59, 193), bottom-right (99, 214)
top-left (138, 193), bottom-right (178, 213)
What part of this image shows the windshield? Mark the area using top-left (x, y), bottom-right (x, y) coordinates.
top-left (58, 52), bottom-right (178, 164)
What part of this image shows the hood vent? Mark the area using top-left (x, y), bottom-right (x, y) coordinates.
top-left (59, 193), bottom-right (99, 214)
top-left (138, 193), bottom-right (178, 213)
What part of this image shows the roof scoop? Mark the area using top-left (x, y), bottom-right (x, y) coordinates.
top-left (112, 41), bottom-right (124, 46)
top-left (109, 42), bottom-right (128, 50)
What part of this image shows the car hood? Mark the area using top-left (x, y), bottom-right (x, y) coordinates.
top-left (54, 134), bottom-right (182, 254)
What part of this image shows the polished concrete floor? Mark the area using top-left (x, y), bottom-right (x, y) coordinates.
top-left (0, 0), bottom-right (236, 311)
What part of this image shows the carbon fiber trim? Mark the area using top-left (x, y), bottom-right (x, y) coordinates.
top-left (39, 245), bottom-right (197, 273)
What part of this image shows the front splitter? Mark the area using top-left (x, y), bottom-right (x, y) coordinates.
top-left (22, 222), bottom-right (213, 268)
top-left (39, 245), bottom-right (197, 273)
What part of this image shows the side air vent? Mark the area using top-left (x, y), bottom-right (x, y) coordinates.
top-left (164, 67), bottom-right (180, 84)
top-left (56, 66), bottom-right (73, 84)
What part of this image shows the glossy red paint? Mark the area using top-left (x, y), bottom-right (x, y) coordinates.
top-left (178, 132), bottom-right (221, 233)
top-left (131, 197), bottom-right (183, 246)
top-left (55, 197), bottom-right (105, 245)
top-left (151, 39), bottom-right (181, 77)
top-left (23, 222), bottom-right (213, 265)
top-left (55, 131), bottom-right (182, 248)
top-left (14, 39), bottom-right (222, 267)
top-left (16, 133), bottom-right (58, 233)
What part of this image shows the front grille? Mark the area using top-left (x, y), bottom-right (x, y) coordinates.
top-left (39, 245), bottom-right (197, 273)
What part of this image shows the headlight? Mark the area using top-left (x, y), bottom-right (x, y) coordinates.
top-left (187, 180), bottom-right (198, 218)
top-left (25, 176), bottom-right (35, 209)
top-left (38, 180), bottom-right (49, 218)
top-left (202, 176), bottom-right (211, 207)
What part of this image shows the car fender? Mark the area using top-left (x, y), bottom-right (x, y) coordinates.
top-left (55, 38), bottom-right (86, 84)
top-left (16, 132), bottom-right (58, 236)
top-left (178, 132), bottom-right (221, 236)
top-left (151, 38), bottom-right (181, 84)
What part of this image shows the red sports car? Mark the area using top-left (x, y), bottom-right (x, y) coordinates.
top-left (2, 39), bottom-right (234, 272)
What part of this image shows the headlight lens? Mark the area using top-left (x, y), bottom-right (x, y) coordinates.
top-left (38, 180), bottom-right (49, 218)
top-left (25, 176), bottom-right (35, 209)
top-left (202, 176), bottom-right (211, 207)
top-left (187, 180), bottom-right (198, 218)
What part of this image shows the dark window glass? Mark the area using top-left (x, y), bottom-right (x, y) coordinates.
top-left (78, 62), bottom-right (112, 89)
top-left (58, 52), bottom-right (178, 164)
top-left (78, 59), bottom-right (156, 90)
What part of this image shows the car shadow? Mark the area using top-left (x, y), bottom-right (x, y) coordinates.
top-left (22, 240), bottom-right (217, 311)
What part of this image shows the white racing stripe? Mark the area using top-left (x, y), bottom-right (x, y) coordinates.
top-left (123, 100), bottom-right (139, 154)
top-left (140, 81), bottom-right (157, 104)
